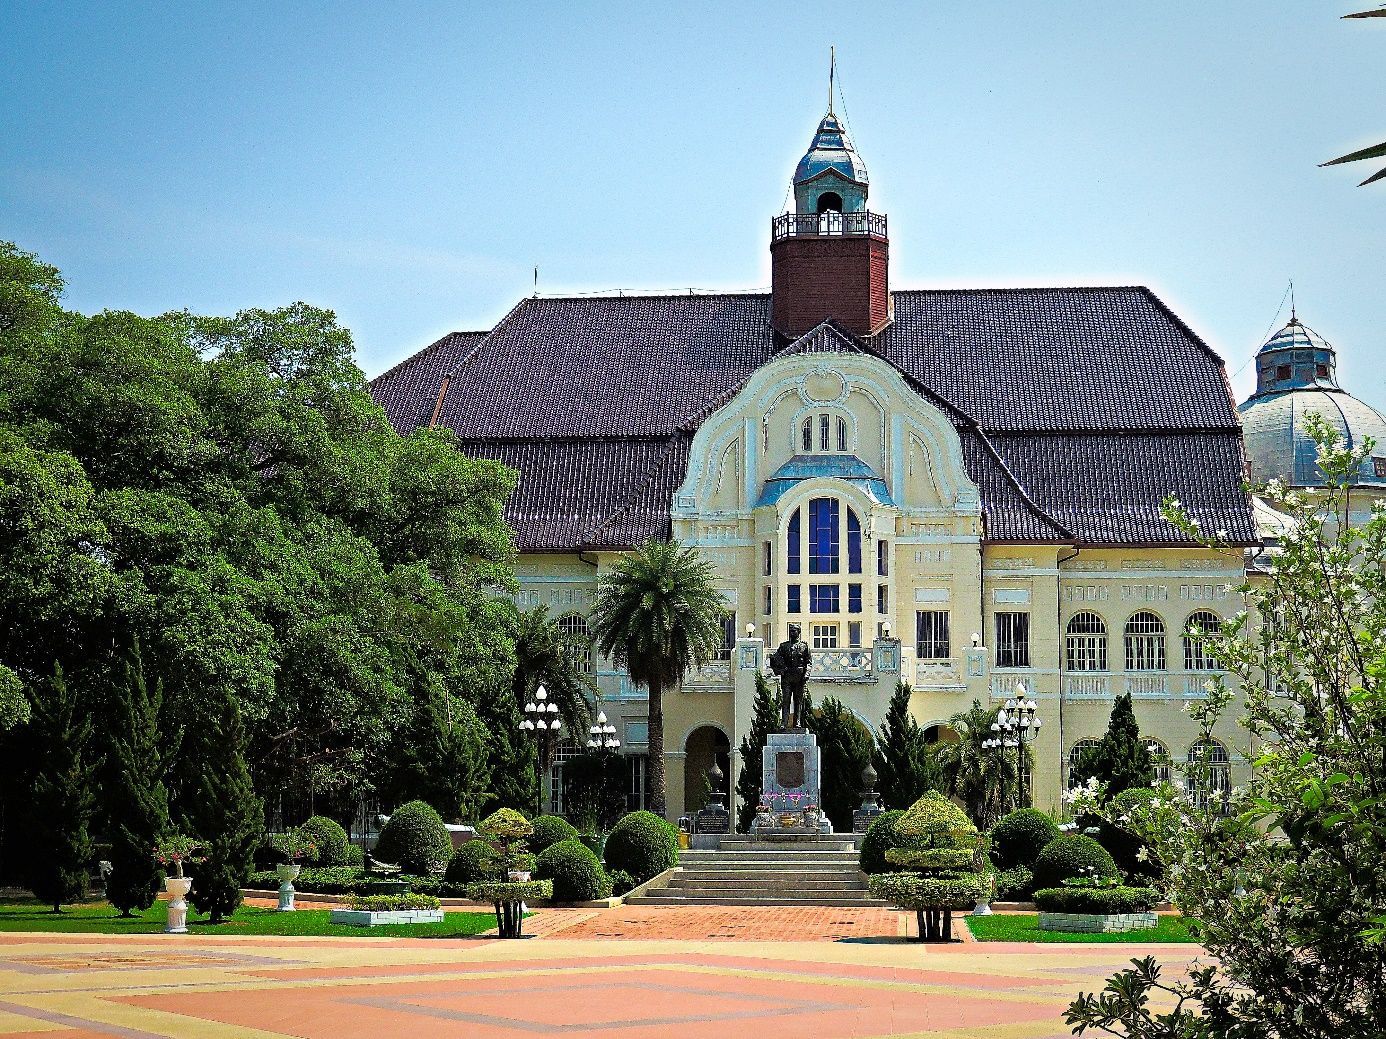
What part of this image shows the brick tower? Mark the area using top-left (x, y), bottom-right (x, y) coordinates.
top-left (770, 106), bottom-right (890, 338)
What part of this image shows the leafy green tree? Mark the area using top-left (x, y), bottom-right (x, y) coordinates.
top-left (735, 673), bottom-right (780, 832)
top-left (873, 682), bottom-right (940, 810)
top-left (104, 646), bottom-right (171, 916)
top-left (381, 686), bottom-right (490, 822)
top-left (559, 752), bottom-right (627, 834)
top-left (184, 695), bottom-right (264, 923)
top-left (1070, 692), bottom-right (1153, 798)
top-left (934, 700), bottom-right (1023, 830)
top-left (807, 696), bottom-right (875, 831)
top-left (1066, 421), bottom-right (1386, 1038)
top-left (27, 666), bottom-right (97, 911)
top-left (590, 540), bottom-right (725, 817)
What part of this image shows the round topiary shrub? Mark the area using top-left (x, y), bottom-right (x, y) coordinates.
top-left (1032, 834), bottom-right (1119, 890)
top-left (445, 839), bottom-right (499, 884)
top-left (301, 815), bottom-right (350, 866)
top-left (990, 808), bottom-right (1061, 869)
top-left (858, 810), bottom-right (907, 874)
top-left (536, 838), bottom-right (612, 902)
top-left (603, 811), bottom-right (678, 884)
top-left (373, 801), bottom-right (454, 875)
top-left (529, 815), bottom-right (579, 856)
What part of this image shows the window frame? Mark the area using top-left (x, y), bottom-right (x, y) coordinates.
top-left (1124, 611), bottom-right (1167, 671)
top-left (995, 611), bottom-right (1031, 669)
top-left (1065, 611), bottom-right (1108, 672)
top-left (915, 610), bottom-right (950, 661)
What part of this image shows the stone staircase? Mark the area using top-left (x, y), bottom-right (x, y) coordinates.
top-left (624, 834), bottom-right (885, 907)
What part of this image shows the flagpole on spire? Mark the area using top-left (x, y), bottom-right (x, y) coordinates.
top-left (828, 45), bottom-right (835, 115)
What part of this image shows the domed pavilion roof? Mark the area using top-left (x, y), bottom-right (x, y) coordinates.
top-left (1237, 316), bottom-right (1386, 488)
top-left (793, 113), bottom-right (869, 187)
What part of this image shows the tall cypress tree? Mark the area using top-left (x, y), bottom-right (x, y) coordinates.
top-left (807, 696), bottom-right (875, 832)
top-left (383, 686), bottom-right (491, 822)
top-left (28, 665), bottom-right (97, 911)
top-left (1072, 692), bottom-right (1154, 797)
top-left (874, 681), bottom-right (940, 810)
top-left (734, 673), bottom-right (780, 832)
top-left (184, 694), bottom-right (263, 923)
top-left (105, 647), bottom-right (170, 915)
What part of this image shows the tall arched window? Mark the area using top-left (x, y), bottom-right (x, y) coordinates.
top-left (1124, 612), bottom-right (1166, 671)
top-left (1187, 738), bottom-right (1231, 812)
top-left (787, 508), bottom-right (801, 574)
top-left (808, 498), bottom-right (839, 574)
top-left (557, 613), bottom-right (593, 676)
top-left (1183, 611), bottom-right (1222, 671)
top-left (1067, 738), bottom-right (1101, 782)
top-left (1065, 612), bottom-right (1108, 671)
top-left (1145, 738), bottom-right (1172, 785)
top-left (846, 508), bottom-right (862, 574)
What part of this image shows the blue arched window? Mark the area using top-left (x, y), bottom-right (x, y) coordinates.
top-left (809, 498), bottom-right (839, 574)
top-left (847, 508), bottom-right (862, 574)
top-left (787, 508), bottom-right (801, 575)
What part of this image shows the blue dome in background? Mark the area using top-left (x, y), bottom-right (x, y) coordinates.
top-left (793, 113), bottom-right (869, 187)
top-left (1237, 316), bottom-right (1386, 488)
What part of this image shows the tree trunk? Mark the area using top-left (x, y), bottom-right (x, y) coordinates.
top-left (647, 678), bottom-right (666, 818)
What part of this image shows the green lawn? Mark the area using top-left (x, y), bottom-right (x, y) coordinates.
top-left (966, 913), bottom-right (1198, 943)
top-left (0, 899), bottom-right (498, 938)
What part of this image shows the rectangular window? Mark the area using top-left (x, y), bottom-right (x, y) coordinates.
top-left (848, 583), bottom-right (862, 613)
top-left (763, 585), bottom-right (772, 616)
top-left (809, 498), bottom-right (839, 574)
top-left (812, 623), bottom-right (838, 649)
top-left (762, 541), bottom-right (773, 576)
top-left (915, 610), bottom-right (950, 660)
top-left (809, 584), bottom-right (840, 614)
top-left (716, 612), bottom-right (736, 661)
top-left (877, 583), bottom-right (889, 614)
top-left (787, 509), bottom-right (801, 574)
top-left (787, 584), bottom-right (801, 614)
top-left (848, 621), bottom-right (862, 648)
top-left (877, 540), bottom-right (890, 576)
top-left (995, 612), bottom-right (1031, 668)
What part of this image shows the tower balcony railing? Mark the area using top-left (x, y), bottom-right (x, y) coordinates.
top-left (771, 210), bottom-right (888, 241)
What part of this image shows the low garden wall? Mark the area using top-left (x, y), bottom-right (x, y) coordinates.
top-left (1038, 911), bottom-right (1159, 933)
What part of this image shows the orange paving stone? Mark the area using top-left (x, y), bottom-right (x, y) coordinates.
top-left (538, 904), bottom-right (912, 941)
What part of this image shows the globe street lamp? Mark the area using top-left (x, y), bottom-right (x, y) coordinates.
top-left (587, 710), bottom-right (621, 752)
top-left (519, 684), bottom-right (562, 817)
top-left (983, 683), bottom-right (1041, 810)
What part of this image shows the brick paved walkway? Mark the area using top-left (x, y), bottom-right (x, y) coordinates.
top-left (538, 904), bottom-right (916, 941)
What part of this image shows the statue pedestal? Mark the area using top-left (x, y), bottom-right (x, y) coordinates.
top-left (755, 730), bottom-right (832, 834)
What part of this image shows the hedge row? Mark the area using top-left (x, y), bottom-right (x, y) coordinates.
top-left (1032, 885), bottom-right (1160, 914)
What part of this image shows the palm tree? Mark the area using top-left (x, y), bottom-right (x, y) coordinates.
top-left (590, 540), bottom-right (726, 817)
top-left (511, 605), bottom-right (593, 735)
top-left (933, 700), bottom-right (1028, 830)
top-left (1322, 7), bottom-right (1386, 186)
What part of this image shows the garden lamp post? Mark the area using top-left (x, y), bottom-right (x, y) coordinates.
top-left (587, 710), bottom-right (621, 752)
top-left (519, 683), bottom-right (562, 817)
top-left (983, 682), bottom-right (1041, 811)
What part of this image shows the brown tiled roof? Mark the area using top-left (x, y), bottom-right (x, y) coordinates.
top-left (370, 288), bottom-right (1258, 549)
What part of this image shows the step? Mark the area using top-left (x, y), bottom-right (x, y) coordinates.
top-left (625, 894), bottom-right (887, 907)
top-left (667, 878), bottom-right (868, 891)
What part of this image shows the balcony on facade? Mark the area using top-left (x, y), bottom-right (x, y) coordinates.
top-left (1060, 672), bottom-right (1223, 700)
top-left (771, 210), bottom-right (888, 241)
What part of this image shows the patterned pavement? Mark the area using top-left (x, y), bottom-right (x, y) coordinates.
top-left (0, 910), bottom-right (1203, 1039)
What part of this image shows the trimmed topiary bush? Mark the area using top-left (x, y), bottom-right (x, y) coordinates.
top-left (301, 816), bottom-right (350, 866)
top-left (345, 843), bottom-right (365, 867)
top-left (1032, 834), bottom-right (1119, 891)
top-left (1032, 885), bottom-right (1159, 915)
top-left (858, 810), bottom-right (907, 874)
top-left (445, 839), bottom-right (499, 884)
top-left (536, 838), bottom-right (612, 902)
top-left (608, 868), bottom-right (637, 896)
top-left (995, 864), bottom-right (1036, 901)
top-left (373, 801), bottom-right (453, 875)
top-left (990, 808), bottom-right (1061, 869)
top-left (603, 811), bottom-right (678, 884)
top-left (529, 815), bottom-right (579, 856)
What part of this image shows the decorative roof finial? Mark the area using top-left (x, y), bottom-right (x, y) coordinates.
top-left (828, 45), bottom-right (835, 116)
top-left (1289, 279), bottom-right (1297, 324)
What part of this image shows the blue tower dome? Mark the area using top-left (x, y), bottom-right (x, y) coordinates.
top-left (1237, 316), bottom-right (1386, 487)
top-left (792, 112), bottom-right (870, 215)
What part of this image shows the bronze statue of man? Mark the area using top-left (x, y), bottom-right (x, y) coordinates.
top-left (768, 622), bottom-right (812, 730)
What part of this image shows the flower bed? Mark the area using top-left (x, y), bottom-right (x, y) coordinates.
top-left (328, 892), bottom-right (443, 928)
top-left (1032, 885), bottom-right (1160, 933)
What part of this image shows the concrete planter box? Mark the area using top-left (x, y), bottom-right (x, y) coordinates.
top-left (1038, 910), bottom-right (1158, 933)
top-left (328, 908), bottom-right (444, 927)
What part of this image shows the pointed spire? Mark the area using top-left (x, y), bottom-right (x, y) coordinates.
top-left (828, 45), bottom-right (836, 116)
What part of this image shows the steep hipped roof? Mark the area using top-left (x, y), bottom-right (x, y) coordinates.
top-left (371, 287), bottom-right (1258, 549)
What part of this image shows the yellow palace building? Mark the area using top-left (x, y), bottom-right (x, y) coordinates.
top-left (372, 101), bottom-right (1268, 825)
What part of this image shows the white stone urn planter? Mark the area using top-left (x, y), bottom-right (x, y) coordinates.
top-left (164, 877), bottom-right (193, 933)
top-left (970, 895), bottom-right (993, 916)
top-left (508, 870), bottom-right (532, 911)
top-left (275, 863), bottom-right (302, 911)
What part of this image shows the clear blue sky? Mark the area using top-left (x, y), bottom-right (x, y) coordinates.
top-left (3, 2), bottom-right (1382, 408)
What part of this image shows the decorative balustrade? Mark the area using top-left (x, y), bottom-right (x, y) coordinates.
top-left (811, 648), bottom-right (874, 681)
top-left (1063, 674), bottom-right (1110, 699)
top-left (990, 673), bottom-right (1032, 700)
top-left (771, 210), bottom-right (888, 241)
top-left (684, 660), bottom-right (732, 688)
top-left (1060, 671), bottom-right (1224, 700)
top-left (1124, 674), bottom-right (1168, 698)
